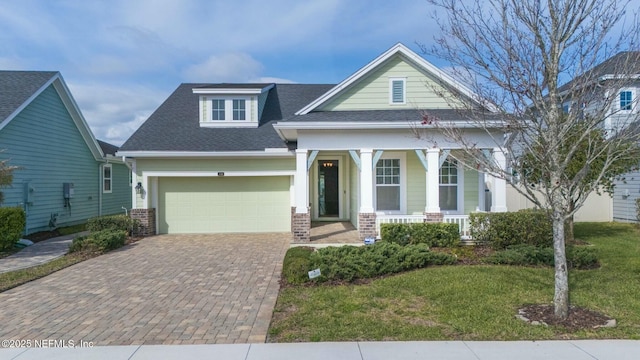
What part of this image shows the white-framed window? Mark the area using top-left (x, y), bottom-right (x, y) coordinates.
top-left (620, 90), bottom-right (633, 111)
top-left (211, 99), bottom-right (225, 120)
top-left (103, 164), bottom-right (112, 194)
top-left (374, 152), bottom-right (406, 213)
top-left (233, 99), bottom-right (246, 120)
top-left (439, 158), bottom-right (459, 212)
top-left (389, 78), bottom-right (406, 104)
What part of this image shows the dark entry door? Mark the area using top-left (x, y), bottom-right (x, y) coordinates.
top-left (318, 160), bottom-right (339, 217)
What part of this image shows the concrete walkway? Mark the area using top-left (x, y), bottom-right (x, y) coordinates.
top-left (0, 232), bottom-right (87, 273)
top-left (1, 340), bottom-right (638, 359)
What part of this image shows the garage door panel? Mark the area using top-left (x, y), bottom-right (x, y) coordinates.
top-left (158, 176), bottom-right (290, 234)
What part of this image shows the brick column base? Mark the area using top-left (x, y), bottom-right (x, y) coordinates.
top-left (131, 208), bottom-right (156, 236)
top-left (292, 208), bottom-right (311, 243)
top-left (424, 212), bottom-right (444, 223)
top-left (358, 213), bottom-right (377, 241)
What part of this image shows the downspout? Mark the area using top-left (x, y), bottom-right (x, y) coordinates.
top-left (98, 162), bottom-right (104, 216)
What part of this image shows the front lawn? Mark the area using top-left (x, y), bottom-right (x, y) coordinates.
top-left (268, 222), bottom-right (640, 342)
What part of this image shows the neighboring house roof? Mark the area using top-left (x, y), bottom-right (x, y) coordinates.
top-left (97, 139), bottom-right (119, 156)
top-left (558, 51), bottom-right (640, 93)
top-left (0, 70), bottom-right (105, 161)
top-left (118, 83), bottom-right (334, 153)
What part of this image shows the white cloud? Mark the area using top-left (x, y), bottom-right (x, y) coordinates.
top-left (182, 53), bottom-right (264, 83)
top-left (67, 82), bottom-right (169, 146)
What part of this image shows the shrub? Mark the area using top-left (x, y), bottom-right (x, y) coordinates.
top-left (469, 209), bottom-right (553, 249)
top-left (87, 214), bottom-right (138, 234)
top-left (308, 242), bottom-right (456, 282)
top-left (68, 229), bottom-right (127, 254)
top-left (636, 198), bottom-right (640, 223)
top-left (282, 247), bottom-right (314, 285)
top-left (0, 207), bottom-right (26, 251)
top-left (381, 222), bottom-right (460, 247)
top-left (486, 244), bottom-right (598, 269)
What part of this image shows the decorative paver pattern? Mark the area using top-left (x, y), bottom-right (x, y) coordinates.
top-left (0, 233), bottom-right (290, 345)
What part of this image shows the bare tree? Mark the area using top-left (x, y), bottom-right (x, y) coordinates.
top-left (0, 151), bottom-right (19, 204)
top-left (420, 0), bottom-right (640, 319)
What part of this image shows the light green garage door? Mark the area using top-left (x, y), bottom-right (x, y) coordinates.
top-left (158, 176), bottom-right (291, 234)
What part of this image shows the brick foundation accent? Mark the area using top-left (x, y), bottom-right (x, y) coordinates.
top-left (291, 208), bottom-right (310, 243)
top-left (131, 208), bottom-right (156, 236)
top-left (424, 212), bottom-right (444, 223)
top-left (358, 213), bottom-right (377, 241)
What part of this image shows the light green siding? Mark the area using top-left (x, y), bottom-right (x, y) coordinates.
top-left (406, 151), bottom-right (426, 214)
top-left (157, 176), bottom-right (290, 234)
top-left (319, 55), bottom-right (462, 111)
top-left (464, 167), bottom-right (479, 214)
top-left (0, 84), bottom-right (131, 234)
top-left (134, 158), bottom-right (294, 208)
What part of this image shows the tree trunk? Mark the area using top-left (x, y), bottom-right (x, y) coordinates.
top-left (566, 215), bottom-right (574, 243)
top-left (552, 210), bottom-right (569, 319)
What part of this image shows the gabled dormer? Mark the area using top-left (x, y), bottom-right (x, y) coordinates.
top-left (193, 83), bottom-right (274, 128)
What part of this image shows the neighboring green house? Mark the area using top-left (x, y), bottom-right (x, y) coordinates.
top-left (0, 71), bottom-right (131, 234)
top-left (118, 43), bottom-right (507, 242)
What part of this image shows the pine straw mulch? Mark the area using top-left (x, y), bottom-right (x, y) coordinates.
top-left (518, 304), bottom-right (615, 331)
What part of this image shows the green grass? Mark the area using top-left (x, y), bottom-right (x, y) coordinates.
top-left (268, 222), bottom-right (640, 342)
top-left (0, 253), bottom-right (91, 292)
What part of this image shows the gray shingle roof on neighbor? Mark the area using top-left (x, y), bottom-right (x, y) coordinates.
top-left (119, 83), bottom-right (335, 152)
top-left (97, 140), bottom-right (119, 156)
top-left (558, 51), bottom-right (640, 93)
top-left (0, 71), bottom-right (57, 124)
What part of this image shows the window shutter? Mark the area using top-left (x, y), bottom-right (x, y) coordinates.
top-left (392, 80), bottom-right (404, 103)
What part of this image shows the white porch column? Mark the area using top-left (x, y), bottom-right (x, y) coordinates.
top-left (491, 148), bottom-right (508, 212)
top-left (425, 148), bottom-right (440, 213)
top-left (359, 149), bottom-right (375, 213)
top-left (294, 149), bottom-right (309, 213)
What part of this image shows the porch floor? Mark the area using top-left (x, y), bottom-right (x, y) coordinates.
top-left (310, 222), bottom-right (361, 244)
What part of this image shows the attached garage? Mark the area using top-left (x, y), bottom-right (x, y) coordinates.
top-left (157, 176), bottom-right (291, 234)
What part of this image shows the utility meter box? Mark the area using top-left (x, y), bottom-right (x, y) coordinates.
top-left (63, 182), bottom-right (75, 199)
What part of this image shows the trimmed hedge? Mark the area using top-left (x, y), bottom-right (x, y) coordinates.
top-left (0, 207), bottom-right (26, 251)
top-left (87, 214), bottom-right (138, 234)
top-left (309, 242), bottom-right (456, 282)
top-left (381, 222), bottom-right (460, 247)
top-left (486, 244), bottom-right (598, 269)
top-left (68, 229), bottom-right (127, 254)
top-left (469, 209), bottom-right (553, 249)
top-left (282, 246), bottom-right (314, 285)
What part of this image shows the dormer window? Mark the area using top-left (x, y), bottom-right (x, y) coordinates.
top-left (194, 84), bottom-right (273, 128)
top-left (233, 99), bottom-right (246, 120)
top-left (620, 90), bottom-right (633, 111)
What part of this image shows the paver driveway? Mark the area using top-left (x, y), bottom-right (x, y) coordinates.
top-left (0, 233), bottom-right (290, 345)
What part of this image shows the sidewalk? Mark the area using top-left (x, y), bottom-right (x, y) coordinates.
top-left (0, 232), bottom-right (87, 274)
top-left (1, 340), bottom-right (638, 360)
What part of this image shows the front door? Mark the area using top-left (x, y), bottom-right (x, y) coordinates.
top-left (318, 160), bottom-right (339, 217)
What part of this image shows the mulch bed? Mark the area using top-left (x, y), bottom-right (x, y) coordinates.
top-left (23, 230), bottom-right (63, 243)
top-left (518, 304), bottom-right (614, 331)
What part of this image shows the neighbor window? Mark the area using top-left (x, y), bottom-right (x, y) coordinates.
top-left (439, 159), bottom-right (458, 211)
top-left (390, 78), bottom-right (406, 104)
top-left (211, 99), bottom-right (225, 120)
top-left (620, 90), bottom-right (633, 111)
top-left (233, 99), bottom-right (246, 120)
top-left (103, 164), bottom-right (112, 193)
top-left (375, 158), bottom-right (401, 211)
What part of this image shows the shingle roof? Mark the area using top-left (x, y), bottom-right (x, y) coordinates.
top-left (119, 83), bottom-right (334, 152)
top-left (193, 83), bottom-right (273, 89)
top-left (97, 140), bottom-right (119, 156)
top-left (283, 108), bottom-right (502, 123)
top-left (558, 51), bottom-right (640, 93)
top-left (0, 71), bottom-right (57, 124)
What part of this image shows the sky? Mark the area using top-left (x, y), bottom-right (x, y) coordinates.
top-left (0, 0), bottom-right (442, 146)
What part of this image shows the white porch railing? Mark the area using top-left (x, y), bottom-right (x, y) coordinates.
top-left (375, 214), bottom-right (471, 241)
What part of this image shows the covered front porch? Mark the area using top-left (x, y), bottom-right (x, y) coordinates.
top-left (291, 147), bottom-right (507, 243)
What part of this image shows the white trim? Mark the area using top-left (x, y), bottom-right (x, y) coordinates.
top-left (142, 170), bottom-right (295, 178)
top-left (295, 43), bottom-right (495, 115)
top-left (295, 149), bottom-right (309, 213)
top-left (199, 121), bottom-right (258, 128)
top-left (102, 163), bottom-right (113, 194)
top-left (116, 150), bottom-right (294, 158)
top-left (438, 157), bottom-right (464, 215)
top-left (389, 77), bottom-right (407, 105)
top-left (373, 152), bottom-right (407, 214)
top-left (192, 84), bottom-right (274, 95)
top-left (274, 121), bottom-right (503, 130)
top-left (617, 88), bottom-right (637, 113)
top-left (312, 155), bottom-right (346, 220)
